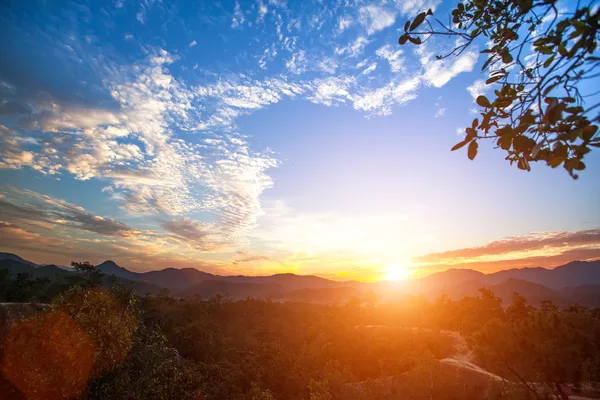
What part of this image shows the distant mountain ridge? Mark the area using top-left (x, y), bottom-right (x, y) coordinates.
top-left (1, 252), bottom-right (598, 306)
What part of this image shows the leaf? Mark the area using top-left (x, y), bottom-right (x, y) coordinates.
top-left (451, 140), bottom-right (469, 151)
top-left (426, 8), bottom-right (433, 16)
top-left (407, 36), bottom-right (422, 45)
top-left (486, 75), bottom-right (503, 84)
top-left (517, 157), bottom-right (530, 171)
top-left (398, 35), bottom-right (408, 45)
top-left (468, 140), bottom-right (478, 160)
top-left (502, 51), bottom-right (513, 63)
top-left (476, 95), bottom-right (491, 108)
top-left (404, 21), bottom-right (410, 32)
top-left (582, 125), bottom-right (598, 141)
top-left (482, 55), bottom-right (495, 71)
top-left (410, 12), bottom-right (426, 31)
top-left (549, 156), bottom-right (564, 168)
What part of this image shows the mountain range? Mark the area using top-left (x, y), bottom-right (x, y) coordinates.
top-left (1, 252), bottom-right (599, 306)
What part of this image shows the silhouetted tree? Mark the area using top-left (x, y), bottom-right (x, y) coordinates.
top-left (399, 0), bottom-right (599, 178)
top-left (71, 261), bottom-right (104, 288)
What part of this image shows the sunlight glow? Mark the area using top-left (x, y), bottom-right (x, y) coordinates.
top-left (382, 264), bottom-right (411, 281)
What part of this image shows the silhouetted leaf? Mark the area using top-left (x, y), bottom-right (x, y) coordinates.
top-left (467, 140), bottom-right (478, 160)
top-left (476, 95), bottom-right (491, 108)
top-left (410, 12), bottom-right (426, 31)
top-left (486, 75), bottom-right (503, 84)
top-left (451, 139), bottom-right (470, 151)
top-left (408, 36), bottom-right (422, 45)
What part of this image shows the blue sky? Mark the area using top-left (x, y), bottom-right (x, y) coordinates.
top-left (0, 0), bottom-right (598, 280)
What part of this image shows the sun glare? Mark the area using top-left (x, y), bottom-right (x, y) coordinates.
top-left (383, 264), bottom-right (411, 281)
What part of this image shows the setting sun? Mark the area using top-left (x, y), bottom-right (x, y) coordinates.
top-left (383, 264), bottom-right (411, 281)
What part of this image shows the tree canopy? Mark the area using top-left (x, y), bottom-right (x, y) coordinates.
top-left (399, 0), bottom-right (600, 178)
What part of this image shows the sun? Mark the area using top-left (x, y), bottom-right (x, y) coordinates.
top-left (382, 264), bottom-right (411, 281)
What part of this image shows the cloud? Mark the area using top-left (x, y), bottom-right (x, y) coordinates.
top-left (376, 44), bottom-right (404, 72)
top-left (361, 62), bottom-right (377, 75)
top-left (337, 16), bottom-right (353, 33)
top-left (419, 45), bottom-right (479, 88)
top-left (161, 218), bottom-right (221, 251)
top-left (467, 79), bottom-right (488, 99)
top-left (285, 50), bottom-right (308, 74)
top-left (351, 76), bottom-right (421, 115)
top-left (335, 36), bottom-right (370, 57)
top-left (415, 229), bottom-right (600, 265)
top-left (231, 2), bottom-right (245, 28)
top-left (307, 77), bottom-right (354, 106)
top-left (189, 40), bottom-right (197, 47)
top-left (358, 5), bottom-right (396, 35)
top-left (0, 186), bottom-right (134, 237)
top-left (395, 0), bottom-right (443, 17)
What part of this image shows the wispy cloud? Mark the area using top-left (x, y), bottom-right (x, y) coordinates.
top-left (416, 230), bottom-right (600, 263)
top-left (358, 5), bottom-right (396, 35)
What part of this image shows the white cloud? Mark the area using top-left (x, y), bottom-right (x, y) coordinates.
top-left (361, 62), bottom-right (377, 75)
top-left (351, 76), bottom-right (420, 115)
top-left (285, 50), bottom-right (308, 74)
top-left (467, 79), bottom-right (488, 99)
top-left (335, 36), bottom-right (370, 57)
top-left (257, 0), bottom-right (268, 22)
top-left (358, 5), bottom-right (396, 35)
top-left (419, 46), bottom-right (479, 88)
top-left (337, 15), bottom-right (353, 33)
top-left (189, 40), bottom-right (197, 47)
top-left (307, 77), bottom-right (355, 106)
top-left (376, 44), bottom-right (404, 72)
top-left (231, 2), bottom-right (245, 28)
top-left (394, 0), bottom-right (442, 17)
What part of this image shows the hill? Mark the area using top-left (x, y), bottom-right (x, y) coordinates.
top-left (0, 253), bottom-right (38, 267)
top-left (97, 260), bottom-right (143, 281)
top-left (177, 280), bottom-right (281, 299)
top-left (2, 253), bottom-right (599, 306)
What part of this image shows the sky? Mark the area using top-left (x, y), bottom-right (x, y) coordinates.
top-left (0, 0), bottom-right (598, 281)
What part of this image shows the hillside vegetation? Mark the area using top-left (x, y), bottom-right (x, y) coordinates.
top-left (0, 259), bottom-right (599, 399)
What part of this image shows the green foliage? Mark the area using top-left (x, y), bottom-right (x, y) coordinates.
top-left (398, 0), bottom-right (600, 178)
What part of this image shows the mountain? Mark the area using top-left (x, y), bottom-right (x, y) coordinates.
top-left (486, 260), bottom-right (600, 289)
top-left (488, 278), bottom-right (569, 307)
top-left (0, 252), bottom-right (38, 267)
top-left (409, 269), bottom-right (487, 295)
top-left (0, 259), bottom-right (68, 279)
top-left (276, 286), bottom-right (364, 303)
top-left (178, 280), bottom-right (281, 299)
top-left (225, 273), bottom-right (343, 290)
top-left (3, 253), bottom-right (599, 306)
top-left (97, 260), bottom-right (142, 281)
top-left (561, 285), bottom-right (600, 308)
top-left (141, 267), bottom-right (217, 290)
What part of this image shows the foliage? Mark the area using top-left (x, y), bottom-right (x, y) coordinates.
top-left (71, 261), bottom-right (105, 288)
top-left (470, 297), bottom-right (600, 399)
top-left (1, 273), bottom-right (599, 400)
top-left (55, 287), bottom-right (138, 378)
top-left (398, 0), bottom-right (600, 178)
top-left (1, 310), bottom-right (96, 400)
top-left (0, 269), bottom-right (78, 303)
